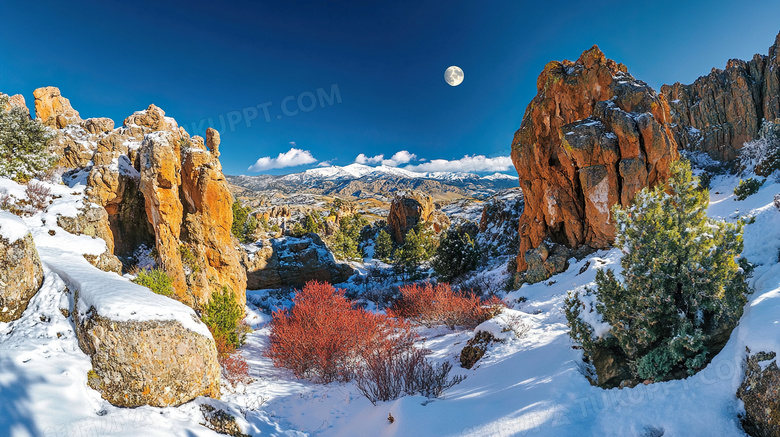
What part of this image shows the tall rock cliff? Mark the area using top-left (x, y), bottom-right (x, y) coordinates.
top-left (36, 89), bottom-right (246, 309)
top-left (661, 31), bottom-right (780, 162)
top-left (511, 46), bottom-right (678, 272)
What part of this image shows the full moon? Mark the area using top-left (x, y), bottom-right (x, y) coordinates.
top-left (445, 66), bottom-right (464, 86)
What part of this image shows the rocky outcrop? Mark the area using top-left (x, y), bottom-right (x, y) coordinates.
top-left (124, 104), bottom-right (172, 131)
top-left (28, 91), bottom-right (247, 310)
top-left (0, 212), bottom-right (43, 322)
top-left (387, 191), bottom-right (450, 244)
top-left (33, 86), bottom-right (81, 128)
top-left (477, 188), bottom-right (524, 257)
top-left (57, 203), bottom-right (116, 253)
top-left (2, 93), bottom-right (29, 115)
top-left (662, 32), bottom-right (780, 162)
top-left (243, 235), bottom-right (354, 290)
top-left (82, 117), bottom-right (115, 134)
top-left (57, 203), bottom-right (122, 274)
top-left (135, 127), bottom-right (246, 308)
top-left (737, 350), bottom-right (780, 437)
top-left (511, 46), bottom-right (678, 272)
top-left (206, 127), bottom-right (221, 157)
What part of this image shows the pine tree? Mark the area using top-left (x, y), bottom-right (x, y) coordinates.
top-left (304, 212), bottom-right (320, 234)
top-left (375, 230), bottom-right (394, 262)
top-left (432, 229), bottom-right (480, 282)
top-left (394, 229), bottom-right (427, 280)
top-left (332, 229), bottom-right (361, 261)
top-left (566, 160), bottom-right (751, 382)
top-left (0, 96), bottom-right (55, 182)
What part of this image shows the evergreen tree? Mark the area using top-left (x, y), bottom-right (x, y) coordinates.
top-left (0, 96), bottom-right (55, 182)
top-left (565, 160), bottom-right (751, 382)
top-left (332, 229), bottom-right (361, 261)
top-left (394, 229), bottom-right (427, 280)
top-left (304, 212), bottom-right (320, 234)
top-left (432, 229), bottom-right (480, 282)
top-left (231, 201), bottom-right (256, 243)
top-left (374, 229), bottom-right (394, 262)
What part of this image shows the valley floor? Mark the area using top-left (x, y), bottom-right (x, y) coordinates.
top-left (2, 172), bottom-right (779, 436)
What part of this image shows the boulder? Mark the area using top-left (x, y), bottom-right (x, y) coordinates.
top-left (662, 31), bottom-right (780, 162)
top-left (244, 234), bottom-right (354, 290)
top-left (0, 212), bottom-right (43, 322)
top-left (523, 241), bottom-right (569, 284)
top-left (82, 117), bottom-right (115, 134)
top-left (387, 191), bottom-right (450, 244)
top-left (737, 350), bottom-right (780, 437)
top-left (33, 86), bottom-right (81, 128)
top-left (56, 256), bottom-right (221, 408)
top-left (511, 46), bottom-right (678, 271)
top-left (590, 345), bottom-right (633, 389)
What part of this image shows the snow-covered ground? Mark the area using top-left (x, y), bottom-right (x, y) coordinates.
top-left (1, 171), bottom-right (779, 436)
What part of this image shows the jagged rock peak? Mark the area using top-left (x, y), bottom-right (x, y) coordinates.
top-left (33, 86), bottom-right (81, 128)
top-left (661, 30), bottom-right (780, 161)
top-left (511, 46), bottom-right (678, 275)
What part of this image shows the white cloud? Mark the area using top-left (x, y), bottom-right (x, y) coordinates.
top-left (383, 150), bottom-right (416, 167)
top-left (403, 155), bottom-right (513, 173)
top-left (354, 150), bottom-right (417, 167)
top-left (317, 161), bottom-right (332, 167)
top-left (247, 147), bottom-right (318, 172)
top-left (355, 153), bottom-right (384, 165)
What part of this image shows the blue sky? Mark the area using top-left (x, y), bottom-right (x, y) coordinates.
top-left (2, 0), bottom-right (780, 176)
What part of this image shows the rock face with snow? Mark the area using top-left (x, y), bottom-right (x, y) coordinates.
top-left (0, 212), bottom-right (43, 322)
top-left (737, 350), bottom-right (780, 437)
top-left (40, 96), bottom-right (248, 310)
top-left (56, 203), bottom-right (122, 273)
top-left (138, 129), bottom-right (247, 308)
top-left (511, 46), bottom-right (678, 272)
top-left (51, 253), bottom-right (222, 408)
top-left (387, 191), bottom-right (450, 244)
top-left (662, 31), bottom-right (780, 162)
top-left (243, 234), bottom-right (354, 290)
top-left (78, 314), bottom-right (220, 408)
top-left (477, 188), bottom-right (524, 257)
top-left (33, 86), bottom-right (81, 128)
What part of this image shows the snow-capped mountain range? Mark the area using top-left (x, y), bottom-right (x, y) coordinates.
top-left (228, 163), bottom-right (518, 199)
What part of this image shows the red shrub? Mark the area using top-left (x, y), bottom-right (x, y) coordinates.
top-left (388, 282), bottom-right (505, 329)
top-left (266, 281), bottom-right (416, 383)
top-left (221, 353), bottom-right (252, 387)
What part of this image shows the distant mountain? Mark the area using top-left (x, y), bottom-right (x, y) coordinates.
top-left (227, 163), bottom-right (518, 200)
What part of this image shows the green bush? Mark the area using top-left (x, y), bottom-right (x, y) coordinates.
top-left (231, 201), bottom-right (257, 243)
top-left (432, 228), bottom-right (480, 282)
top-left (0, 96), bottom-right (55, 182)
top-left (304, 212), bottom-right (321, 234)
top-left (565, 160), bottom-right (751, 383)
top-left (132, 268), bottom-right (175, 297)
top-left (179, 245), bottom-right (200, 274)
top-left (202, 287), bottom-right (245, 350)
top-left (374, 229), bottom-right (394, 261)
top-left (734, 178), bottom-right (763, 200)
